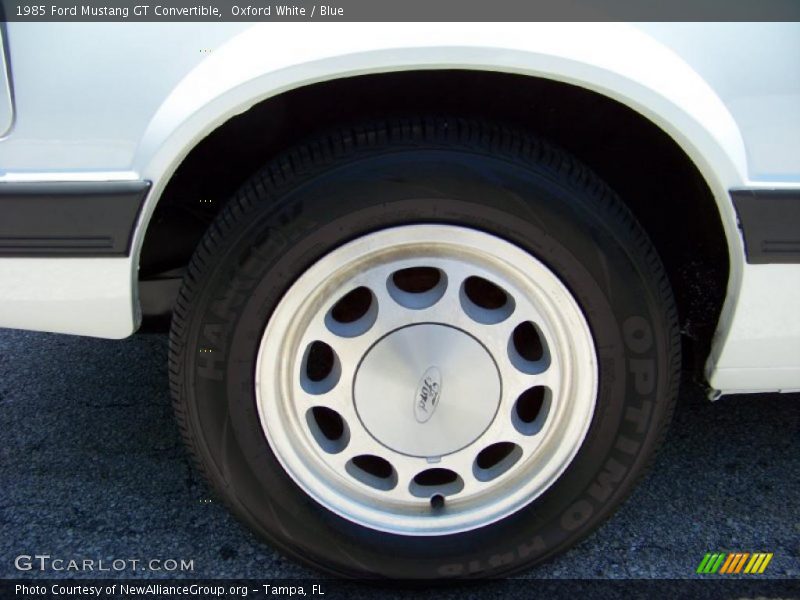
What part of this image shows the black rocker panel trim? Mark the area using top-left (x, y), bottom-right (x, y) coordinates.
top-left (731, 189), bottom-right (800, 264)
top-left (0, 181), bottom-right (150, 257)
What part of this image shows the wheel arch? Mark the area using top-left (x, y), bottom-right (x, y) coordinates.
top-left (135, 23), bottom-right (740, 371)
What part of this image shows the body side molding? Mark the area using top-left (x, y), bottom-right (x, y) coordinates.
top-left (0, 181), bottom-right (150, 257)
top-left (732, 189), bottom-right (800, 264)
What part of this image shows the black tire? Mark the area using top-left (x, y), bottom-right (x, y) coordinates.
top-left (169, 116), bottom-right (680, 578)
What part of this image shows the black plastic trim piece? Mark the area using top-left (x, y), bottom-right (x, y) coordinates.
top-left (0, 180), bottom-right (150, 257)
top-left (731, 189), bottom-right (800, 264)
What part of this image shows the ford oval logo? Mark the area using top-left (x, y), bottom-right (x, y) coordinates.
top-left (414, 367), bottom-right (442, 423)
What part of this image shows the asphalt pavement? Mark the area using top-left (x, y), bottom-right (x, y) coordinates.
top-left (0, 329), bottom-right (798, 587)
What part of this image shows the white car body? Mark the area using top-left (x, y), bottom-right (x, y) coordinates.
top-left (0, 22), bottom-right (798, 395)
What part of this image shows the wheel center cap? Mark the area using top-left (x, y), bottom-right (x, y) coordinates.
top-left (354, 324), bottom-right (501, 457)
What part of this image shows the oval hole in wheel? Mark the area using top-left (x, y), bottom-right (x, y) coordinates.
top-left (305, 407), bottom-right (349, 454)
top-left (346, 455), bottom-right (398, 491)
top-left (387, 267), bottom-right (447, 310)
top-left (473, 442), bottom-right (522, 482)
top-left (300, 341), bottom-right (341, 394)
top-left (512, 386), bottom-right (551, 436)
top-left (392, 267), bottom-right (441, 293)
top-left (508, 322), bottom-right (550, 374)
top-left (409, 468), bottom-right (464, 499)
top-left (460, 275), bottom-right (515, 324)
top-left (325, 286), bottom-right (378, 337)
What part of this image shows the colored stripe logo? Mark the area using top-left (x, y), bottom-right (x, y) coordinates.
top-left (696, 552), bottom-right (773, 574)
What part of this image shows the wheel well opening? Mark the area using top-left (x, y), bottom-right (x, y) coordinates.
top-left (139, 70), bottom-right (729, 372)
